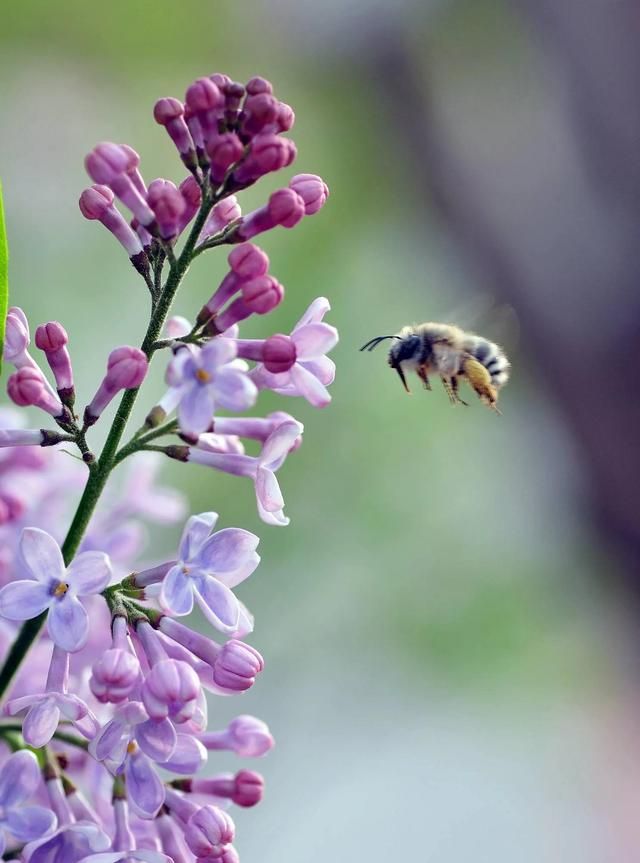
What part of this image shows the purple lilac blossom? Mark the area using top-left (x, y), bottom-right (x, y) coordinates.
top-left (0, 750), bottom-right (56, 854)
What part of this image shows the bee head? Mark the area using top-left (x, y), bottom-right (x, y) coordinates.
top-left (360, 333), bottom-right (418, 394)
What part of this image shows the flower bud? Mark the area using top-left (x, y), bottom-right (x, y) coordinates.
top-left (201, 196), bottom-right (241, 240)
top-left (234, 189), bottom-right (305, 241)
top-left (242, 275), bottom-right (284, 314)
top-left (154, 97), bottom-right (198, 172)
top-left (231, 134), bottom-right (296, 186)
top-left (84, 346), bottom-right (148, 426)
top-left (263, 334), bottom-right (297, 373)
top-left (79, 185), bottom-right (145, 258)
top-left (246, 76), bottom-right (273, 96)
top-left (212, 640), bottom-right (264, 692)
top-left (7, 367), bottom-right (65, 418)
top-left (178, 176), bottom-right (202, 234)
top-left (228, 243), bottom-right (269, 279)
top-left (241, 94), bottom-right (279, 139)
top-left (142, 658), bottom-right (201, 724)
top-left (232, 769), bottom-right (264, 807)
top-left (201, 714), bottom-right (274, 758)
top-left (147, 179), bottom-right (186, 240)
top-left (207, 133), bottom-right (244, 184)
top-left (85, 143), bottom-right (155, 228)
top-left (35, 322), bottom-right (74, 402)
top-left (223, 81), bottom-right (245, 128)
top-left (4, 306), bottom-right (31, 366)
top-left (186, 78), bottom-right (224, 145)
top-left (90, 648), bottom-right (139, 703)
top-left (185, 805), bottom-right (235, 858)
top-left (289, 173), bottom-right (329, 215)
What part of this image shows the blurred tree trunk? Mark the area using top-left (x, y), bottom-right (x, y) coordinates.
top-left (362, 3), bottom-right (640, 586)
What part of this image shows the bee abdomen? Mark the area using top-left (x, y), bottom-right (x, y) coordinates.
top-left (465, 337), bottom-right (510, 389)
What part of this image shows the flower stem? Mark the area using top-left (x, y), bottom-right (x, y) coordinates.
top-left (0, 190), bottom-right (216, 701)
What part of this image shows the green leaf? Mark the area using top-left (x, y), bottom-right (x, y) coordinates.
top-left (0, 181), bottom-right (8, 376)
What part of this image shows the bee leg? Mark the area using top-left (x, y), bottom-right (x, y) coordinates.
top-left (462, 355), bottom-right (500, 412)
top-left (440, 377), bottom-right (458, 405)
top-left (417, 364), bottom-right (432, 391)
top-left (450, 375), bottom-right (468, 407)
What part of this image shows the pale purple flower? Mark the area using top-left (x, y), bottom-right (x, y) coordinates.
top-left (199, 715), bottom-right (274, 758)
top-left (142, 659), bottom-right (201, 724)
top-left (160, 512), bottom-right (260, 633)
top-left (161, 341), bottom-right (257, 437)
top-left (0, 751), bottom-right (56, 855)
top-left (24, 823), bottom-right (111, 863)
top-left (3, 306), bottom-right (32, 367)
top-left (78, 851), bottom-right (171, 863)
top-left (189, 420), bottom-right (303, 525)
top-left (0, 528), bottom-right (112, 651)
top-left (250, 297), bottom-right (338, 407)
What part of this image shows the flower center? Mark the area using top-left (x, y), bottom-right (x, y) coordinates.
top-left (127, 741), bottom-right (138, 755)
top-left (182, 565), bottom-right (191, 576)
top-left (195, 369), bottom-right (211, 383)
top-left (53, 581), bottom-right (69, 597)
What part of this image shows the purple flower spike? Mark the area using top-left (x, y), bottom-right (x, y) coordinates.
top-left (200, 714), bottom-right (274, 758)
top-left (206, 133), bottom-right (244, 185)
top-left (0, 527), bottom-right (111, 651)
top-left (35, 321), bottom-right (74, 404)
top-left (251, 297), bottom-right (338, 407)
top-left (85, 143), bottom-right (155, 228)
top-left (79, 185), bottom-right (145, 259)
top-left (160, 512), bottom-right (260, 634)
top-left (289, 173), bottom-right (330, 215)
top-left (189, 420), bottom-right (303, 525)
top-left (7, 367), bottom-right (66, 419)
top-left (0, 750), bottom-right (56, 854)
top-left (147, 179), bottom-right (186, 241)
top-left (184, 805), bottom-right (235, 860)
top-left (85, 346), bottom-right (148, 427)
top-left (234, 187), bottom-right (305, 241)
top-left (163, 340), bottom-right (257, 437)
top-left (142, 658), bottom-right (201, 724)
top-left (154, 97), bottom-right (198, 173)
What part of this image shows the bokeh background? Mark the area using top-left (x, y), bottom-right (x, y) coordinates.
top-left (2, 1), bottom-right (640, 860)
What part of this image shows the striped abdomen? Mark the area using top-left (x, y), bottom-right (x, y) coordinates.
top-left (464, 336), bottom-right (510, 388)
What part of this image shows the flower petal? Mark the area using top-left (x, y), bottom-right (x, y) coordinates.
top-left (255, 467), bottom-right (284, 512)
top-left (259, 421), bottom-right (303, 468)
top-left (301, 355), bottom-right (335, 386)
top-left (195, 528), bottom-right (259, 573)
top-left (160, 733), bottom-right (207, 775)
top-left (214, 552), bottom-right (261, 590)
top-left (233, 600), bottom-right (255, 637)
top-left (23, 699), bottom-right (60, 748)
top-left (135, 718), bottom-right (177, 763)
top-left (214, 368), bottom-right (257, 412)
top-left (125, 752), bottom-right (165, 820)
top-left (178, 512), bottom-right (218, 561)
top-left (0, 750), bottom-right (41, 807)
top-left (256, 496), bottom-right (289, 527)
top-left (5, 806), bottom-right (56, 842)
top-left (160, 566), bottom-right (194, 617)
top-left (48, 595), bottom-right (88, 652)
top-left (291, 322), bottom-right (338, 360)
top-left (67, 551), bottom-right (112, 596)
top-left (194, 577), bottom-right (240, 633)
top-left (290, 362), bottom-right (331, 407)
top-left (91, 717), bottom-right (129, 763)
top-left (201, 337), bottom-right (237, 369)
top-left (0, 581), bottom-right (51, 620)
top-left (19, 528), bottom-right (65, 583)
top-left (178, 382), bottom-right (216, 437)
top-left (294, 296), bottom-right (330, 328)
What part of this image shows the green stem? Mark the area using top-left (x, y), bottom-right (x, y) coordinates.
top-left (114, 419), bottom-right (179, 466)
top-left (0, 190), bottom-right (216, 701)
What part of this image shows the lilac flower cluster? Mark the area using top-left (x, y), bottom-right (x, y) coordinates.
top-left (0, 71), bottom-right (335, 862)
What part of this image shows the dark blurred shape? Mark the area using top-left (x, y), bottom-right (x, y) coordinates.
top-left (359, 3), bottom-right (640, 585)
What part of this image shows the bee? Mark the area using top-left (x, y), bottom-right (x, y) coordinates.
top-left (360, 322), bottom-right (510, 412)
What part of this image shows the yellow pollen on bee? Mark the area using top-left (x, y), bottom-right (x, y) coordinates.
top-left (53, 582), bottom-right (69, 597)
top-left (127, 741), bottom-right (138, 755)
top-left (195, 369), bottom-right (211, 383)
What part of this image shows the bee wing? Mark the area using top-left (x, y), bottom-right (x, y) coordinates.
top-left (438, 292), bottom-right (520, 351)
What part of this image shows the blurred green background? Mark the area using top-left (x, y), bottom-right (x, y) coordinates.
top-left (2, 1), bottom-right (638, 860)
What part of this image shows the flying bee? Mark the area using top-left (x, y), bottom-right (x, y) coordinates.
top-left (360, 322), bottom-right (511, 412)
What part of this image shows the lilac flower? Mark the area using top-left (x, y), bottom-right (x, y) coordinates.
top-left (250, 297), bottom-right (338, 407)
top-left (0, 751), bottom-right (56, 855)
top-left (188, 420), bottom-right (303, 525)
top-left (199, 715), bottom-right (274, 757)
top-left (160, 340), bottom-right (257, 438)
top-left (0, 528), bottom-right (112, 651)
top-left (191, 769), bottom-right (265, 807)
top-left (84, 346), bottom-right (148, 427)
top-left (24, 823), bottom-right (111, 863)
top-left (77, 852), bottom-right (171, 863)
top-left (34, 321), bottom-right (74, 404)
top-left (160, 512), bottom-right (260, 633)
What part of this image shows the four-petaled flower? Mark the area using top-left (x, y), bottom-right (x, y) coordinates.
top-left (0, 528), bottom-right (112, 652)
top-left (161, 512), bottom-right (260, 633)
top-left (0, 751), bottom-right (57, 856)
top-left (164, 340), bottom-right (257, 437)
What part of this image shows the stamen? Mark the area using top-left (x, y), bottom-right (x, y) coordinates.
top-left (53, 582), bottom-right (69, 597)
top-left (195, 369), bottom-right (211, 383)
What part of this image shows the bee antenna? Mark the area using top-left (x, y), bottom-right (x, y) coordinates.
top-left (359, 335), bottom-right (400, 352)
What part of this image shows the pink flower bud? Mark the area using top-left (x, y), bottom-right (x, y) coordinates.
top-left (178, 176), bottom-right (202, 234)
top-left (35, 321), bottom-right (74, 400)
top-left (200, 196), bottom-right (241, 240)
top-left (79, 185), bottom-right (145, 258)
top-left (206, 133), bottom-right (244, 185)
top-left (228, 243), bottom-right (269, 279)
top-left (84, 346), bottom-right (148, 426)
top-left (147, 179), bottom-right (186, 240)
top-left (242, 275), bottom-right (284, 314)
top-left (191, 770), bottom-right (265, 807)
top-left (223, 81), bottom-right (245, 127)
top-left (268, 188), bottom-right (306, 228)
top-left (200, 715), bottom-right (274, 758)
top-left (240, 94), bottom-right (279, 139)
top-left (246, 76), bottom-right (273, 96)
top-left (4, 306), bottom-right (31, 366)
top-left (231, 134), bottom-right (296, 186)
top-left (7, 367), bottom-right (64, 418)
top-left (186, 77), bottom-right (224, 142)
top-left (120, 144), bottom-right (147, 195)
top-left (90, 648), bottom-right (140, 703)
top-left (263, 334), bottom-right (297, 373)
top-left (210, 73), bottom-right (232, 89)
top-left (185, 806), bottom-right (235, 858)
top-left (85, 143), bottom-right (155, 228)
top-left (142, 658), bottom-right (201, 724)
top-left (212, 641), bottom-right (264, 692)
top-left (289, 173), bottom-right (329, 215)
top-left (154, 97), bottom-right (198, 172)
top-left (275, 101), bottom-right (295, 132)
